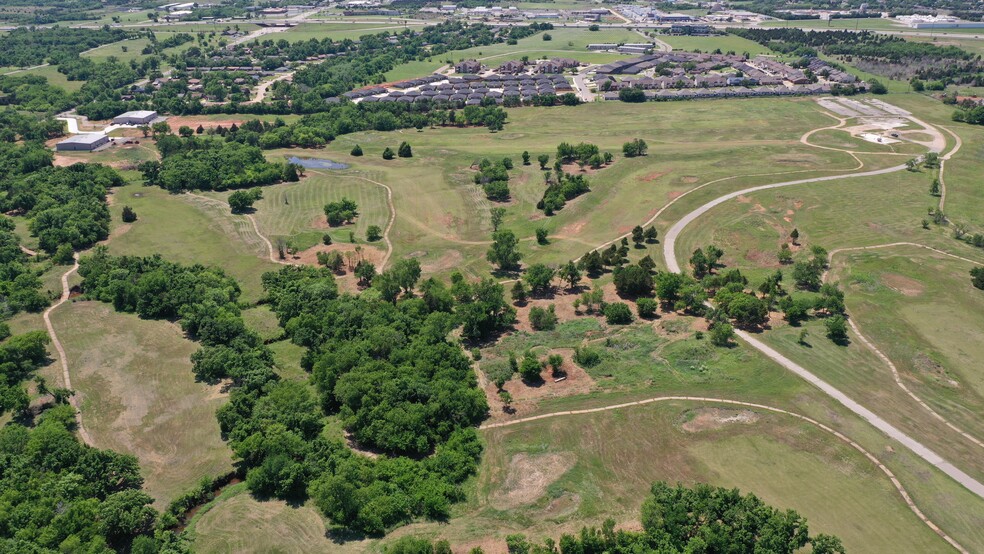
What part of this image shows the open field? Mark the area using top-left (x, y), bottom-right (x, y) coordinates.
top-left (260, 98), bottom-right (894, 280)
top-left (270, 22), bottom-right (426, 43)
top-left (660, 33), bottom-right (773, 55)
top-left (103, 183), bottom-right (279, 302)
top-left (49, 301), bottom-right (233, 506)
top-left (189, 400), bottom-right (951, 553)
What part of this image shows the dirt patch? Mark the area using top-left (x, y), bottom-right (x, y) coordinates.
top-left (543, 492), bottom-right (581, 518)
top-left (880, 272), bottom-right (924, 296)
top-left (560, 162), bottom-right (606, 175)
top-left (491, 452), bottom-right (576, 509)
top-left (667, 190), bottom-right (683, 200)
top-left (681, 175), bottom-right (699, 184)
top-left (560, 220), bottom-right (587, 236)
top-left (912, 352), bottom-right (959, 388)
top-left (290, 242), bottom-right (385, 294)
top-left (736, 195), bottom-right (752, 203)
top-left (486, 347), bottom-right (597, 419)
top-left (640, 170), bottom-right (669, 182)
top-left (421, 249), bottom-right (463, 274)
top-left (680, 407), bottom-right (760, 433)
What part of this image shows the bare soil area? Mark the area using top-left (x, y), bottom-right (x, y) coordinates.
top-left (490, 452), bottom-right (576, 509)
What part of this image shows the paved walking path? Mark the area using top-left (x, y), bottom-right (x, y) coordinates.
top-left (482, 395), bottom-right (968, 552)
top-left (660, 132), bottom-right (984, 499)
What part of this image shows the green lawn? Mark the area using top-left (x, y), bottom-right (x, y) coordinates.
top-left (661, 34), bottom-right (773, 55)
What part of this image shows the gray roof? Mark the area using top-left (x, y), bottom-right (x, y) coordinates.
top-left (59, 134), bottom-right (107, 145)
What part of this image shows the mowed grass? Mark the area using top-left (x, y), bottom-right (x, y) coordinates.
top-left (239, 171), bottom-right (390, 251)
top-left (189, 401), bottom-right (949, 553)
top-left (673, 154), bottom-right (984, 480)
top-left (50, 301), bottom-right (233, 506)
top-left (660, 34), bottom-right (773, 55)
top-left (273, 22), bottom-right (426, 43)
top-left (292, 98), bottom-right (867, 279)
top-left (103, 183), bottom-right (279, 302)
top-left (830, 249), bottom-right (984, 440)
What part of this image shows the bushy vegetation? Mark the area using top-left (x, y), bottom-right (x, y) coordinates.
top-left (139, 137), bottom-right (299, 192)
top-left (0, 26), bottom-right (133, 67)
top-left (78, 253), bottom-right (511, 536)
top-left (474, 158), bottom-right (512, 201)
top-left (0, 404), bottom-right (187, 552)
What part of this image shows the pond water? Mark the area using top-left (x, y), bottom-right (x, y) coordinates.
top-left (286, 156), bottom-right (349, 170)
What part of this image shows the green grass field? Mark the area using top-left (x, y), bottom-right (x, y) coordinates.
top-left (660, 34), bottom-right (773, 55)
top-left (189, 401), bottom-right (950, 553)
top-left (49, 301), bottom-right (233, 506)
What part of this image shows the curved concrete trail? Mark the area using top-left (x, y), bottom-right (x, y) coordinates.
top-left (661, 131), bottom-right (984, 500)
top-left (482, 395), bottom-right (967, 552)
top-left (826, 243), bottom-right (984, 451)
top-left (43, 254), bottom-right (94, 446)
top-left (937, 126), bottom-right (963, 212)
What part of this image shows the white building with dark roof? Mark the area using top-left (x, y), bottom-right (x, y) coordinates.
top-left (112, 110), bottom-right (159, 125)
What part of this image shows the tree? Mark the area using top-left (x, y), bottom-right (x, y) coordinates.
top-left (790, 228), bottom-right (799, 244)
top-left (398, 141), bottom-right (412, 158)
top-left (522, 151), bottom-right (531, 165)
top-left (777, 244), bottom-right (793, 264)
top-left (643, 226), bottom-right (658, 244)
top-left (930, 178), bottom-right (941, 196)
top-left (547, 354), bottom-right (563, 375)
top-left (558, 261), bottom-right (582, 289)
top-left (354, 260), bottom-right (375, 286)
top-left (690, 248), bottom-right (710, 279)
top-left (618, 87), bottom-right (646, 103)
top-left (631, 225), bottom-right (645, 248)
top-left (542, 33), bottom-right (552, 41)
top-left (178, 125), bottom-right (194, 138)
top-left (529, 305), bottom-right (557, 331)
top-left (322, 234), bottom-right (332, 245)
top-left (487, 229), bottom-right (522, 271)
top-left (905, 158), bottom-right (918, 171)
top-left (520, 351), bottom-right (543, 381)
top-left (324, 198), bottom-right (358, 226)
top-left (196, 124), bottom-right (205, 134)
top-left (121, 206), bottom-right (137, 223)
top-left (604, 302), bottom-right (633, 324)
top-left (523, 263), bottom-right (555, 296)
top-left (382, 147), bottom-right (395, 160)
top-left (350, 144), bottom-right (363, 156)
top-left (825, 314), bottom-right (849, 344)
top-left (622, 138), bottom-right (648, 157)
top-left (971, 266), bottom-right (984, 290)
top-left (613, 264), bottom-right (654, 297)
top-left (535, 227), bottom-right (549, 244)
top-left (151, 121), bottom-right (171, 137)
top-left (868, 79), bottom-right (888, 94)
top-left (363, 225), bottom-right (381, 242)
top-left (510, 280), bottom-right (527, 304)
top-left (228, 188), bottom-right (263, 214)
top-left (390, 258), bottom-right (421, 295)
top-left (709, 321), bottom-right (734, 346)
top-left (637, 297), bottom-right (657, 318)
top-left (490, 207), bottom-right (506, 232)
top-left (537, 153), bottom-right (549, 169)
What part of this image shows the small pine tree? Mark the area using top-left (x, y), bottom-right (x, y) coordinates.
top-left (790, 228), bottom-right (800, 244)
top-left (930, 178), bottom-right (941, 197)
top-left (511, 280), bottom-right (527, 304)
top-left (398, 141), bottom-right (412, 158)
top-left (121, 206), bottom-right (137, 223)
top-left (382, 147), bottom-right (395, 160)
top-left (351, 144), bottom-right (363, 156)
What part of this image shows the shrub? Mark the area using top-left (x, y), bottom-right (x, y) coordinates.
top-left (529, 304), bottom-right (558, 331)
top-left (535, 227), bottom-right (549, 244)
top-left (709, 321), bottom-right (734, 346)
top-left (121, 206), bottom-right (137, 223)
top-left (604, 302), bottom-right (633, 324)
top-left (366, 225), bottom-right (382, 242)
top-left (382, 147), bottom-right (394, 160)
top-left (519, 351), bottom-right (543, 381)
top-left (350, 144), bottom-right (363, 156)
top-left (322, 233), bottom-right (332, 245)
top-left (636, 297), bottom-right (658, 318)
top-left (573, 346), bottom-right (600, 367)
top-left (398, 141), bottom-right (412, 158)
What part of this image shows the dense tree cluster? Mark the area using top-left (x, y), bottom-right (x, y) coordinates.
top-left (474, 158), bottom-right (512, 201)
top-left (731, 28), bottom-right (984, 83)
top-left (139, 137), bottom-right (298, 192)
top-left (0, 26), bottom-right (133, 67)
top-left (0, 404), bottom-right (187, 552)
top-left (0, 160), bottom-right (121, 253)
top-left (538, 171), bottom-right (590, 215)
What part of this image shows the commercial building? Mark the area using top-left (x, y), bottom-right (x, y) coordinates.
top-left (112, 110), bottom-right (158, 125)
top-left (56, 134), bottom-right (109, 152)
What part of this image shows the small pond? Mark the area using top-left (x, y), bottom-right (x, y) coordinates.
top-left (286, 156), bottom-right (349, 170)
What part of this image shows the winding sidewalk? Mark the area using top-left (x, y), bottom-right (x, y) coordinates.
top-left (826, 243), bottom-right (984, 450)
top-left (482, 395), bottom-right (967, 552)
top-left (660, 148), bottom-right (984, 499)
top-left (42, 254), bottom-right (94, 446)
